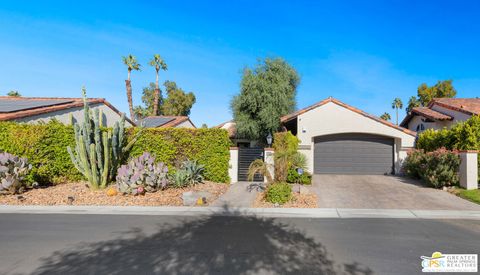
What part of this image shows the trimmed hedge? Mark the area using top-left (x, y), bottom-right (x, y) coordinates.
top-left (128, 128), bottom-right (231, 183)
top-left (0, 121), bottom-right (231, 184)
top-left (0, 121), bottom-right (81, 184)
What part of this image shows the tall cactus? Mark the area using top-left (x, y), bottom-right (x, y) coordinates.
top-left (67, 87), bottom-right (140, 189)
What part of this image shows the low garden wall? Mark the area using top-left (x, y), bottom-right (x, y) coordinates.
top-left (0, 121), bottom-right (231, 184)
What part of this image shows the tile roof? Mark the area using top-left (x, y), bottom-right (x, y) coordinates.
top-left (0, 96), bottom-right (135, 125)
top-left (138, 116), bottom-right (195, 128)
top-left (429, 98), bottom-right (480, 115)
top-left (410, 107), bottom-right (453, 121)
top-left (216, 120), bottom-right (236, 138)
top-left (281, 97), bottom-right (417, 136)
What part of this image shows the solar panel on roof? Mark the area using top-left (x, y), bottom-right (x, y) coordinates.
top-left (0, 99), bottom-right (75, 113)
top-left (138, 117), bottom-right (175, 128)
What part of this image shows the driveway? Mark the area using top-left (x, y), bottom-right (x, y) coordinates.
top-left (312, 175), bottom-right (480, 210)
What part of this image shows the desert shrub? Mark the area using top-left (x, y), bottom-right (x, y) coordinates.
top-left (170, 159), bottom-right (205, 188)
top-left (286, 168), bottom-right (312, 185)
top-left (403, 149), bottom-right (426, 179)
top-left (116, 152), bottom-right (169, 195)
top-left (0, 152), bottom-right (32, 194)
top-left (403, 148), bottom-right (460, 188)
top-left (265, 182), bottom-right (292, 204)
top-left (273, 131), bottom-right (300, 182)
top-left (128, 128), bottom-right (230, 183)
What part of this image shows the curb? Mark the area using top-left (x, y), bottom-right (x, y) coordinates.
top-left (1, 205), bottom-right (480, 220)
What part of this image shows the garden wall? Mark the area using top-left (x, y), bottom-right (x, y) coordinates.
top-left (0, 121), bottom-right (231, 184)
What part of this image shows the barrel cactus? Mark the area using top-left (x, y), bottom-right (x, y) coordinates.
top-left (116, 152), bottom-right (169, 195)
top-left (0, 152), bottom-right (32, 194)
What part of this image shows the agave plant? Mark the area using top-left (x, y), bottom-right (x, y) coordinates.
top-left (170, 159), bottom-right (205, 188)
top-left (0, 152), bottom-right (32, 195)
top-left (116, 152), bottom-right (168, 195)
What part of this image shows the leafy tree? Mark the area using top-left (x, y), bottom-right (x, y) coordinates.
top-left (391, 98), bottom-right (403, 125)
top-left (231, 58), bottom-right (300, 141)
top-left (149, 54), bottom-right (167, 116)
top-left (380, 112), bottom-right (391, 121)
top-left (7, 90), bottom-right (21, 97)
top-left (122, 54), bottom-right (141, 121)
top-left (406, 96), bottom-right (421, 114)
top-left (133, 82), bottom-right (162, 119)
top-left (161, 81), bottom-right (196, 116)
top-left (417, 80), bottom-right (457, 106)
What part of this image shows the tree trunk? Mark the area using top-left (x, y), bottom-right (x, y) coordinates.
top-left (153, 71), bottom-right (160, 116)
top-left (396, 108), bottom-right (398, 125)
top-left (125, 79), bottom-right (134, 121)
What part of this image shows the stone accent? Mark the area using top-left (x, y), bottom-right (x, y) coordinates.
top-left (459, 151), bottom-right (478, 190)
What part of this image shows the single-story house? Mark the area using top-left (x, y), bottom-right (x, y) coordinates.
top-left (0, 96), bottom-right (134, 127)
top-left (216, 120), bottom-right (259, 147)
top-left (281, 97), bottom-right (416, 175)
top-left (400, 98), bottom-right (480, 132)
top-left (221, 97), bottom-right (416, 176)
top-left (137, 116), bottom-right (196, 128)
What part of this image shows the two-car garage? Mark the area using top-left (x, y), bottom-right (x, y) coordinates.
top-left (313, 133), bottom-right (394, 175)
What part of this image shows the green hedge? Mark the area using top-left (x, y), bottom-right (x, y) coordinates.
top-left (0, 121), bottom-right (231, 184)
top-left (0, 121), bottom-right (81, 184)
top-left (128, 128), bottom-right (231, 183)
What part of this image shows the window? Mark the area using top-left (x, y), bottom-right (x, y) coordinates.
top-left (416, 123), bottom-right (425, 132)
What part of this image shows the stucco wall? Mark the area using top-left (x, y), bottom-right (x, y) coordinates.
top-left (295, 102), bottom-right (416, 174)
top-left (430, 105), bottom-right (471, 126)
top-left (175, 120), bottom-right (196, 128)
top-left (14, 103), bottom-right (132, 127)
top-left (406, 104), bottom-right (472, 132)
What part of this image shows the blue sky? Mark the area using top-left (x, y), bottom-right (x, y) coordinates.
top-left (1, 1), bottom-right (479, 126)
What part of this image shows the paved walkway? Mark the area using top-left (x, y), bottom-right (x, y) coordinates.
top-left (312, 174), bottom-right (480, 210)
top-left (211, 181), bottom-right (262, 207)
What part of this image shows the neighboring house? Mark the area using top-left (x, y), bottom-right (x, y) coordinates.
top-left (137, 116), bottom-right (196, 128)
top-left (281, 97), bottom-right (416, 175)
top-left (0, 96), bottom-right (134, 127)
top-left (401, 98), bottom-right (480, 132)
top-left (216, 120), bottom-right (259, 147)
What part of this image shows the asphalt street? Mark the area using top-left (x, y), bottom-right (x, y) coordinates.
top-left (0, 212), bottom-right (479, 275)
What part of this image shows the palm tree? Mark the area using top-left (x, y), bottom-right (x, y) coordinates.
top-left (149, 54), bottom-right (167, 116)
top-left (380, 112), bottom-right (391, 121)
top-left (247, 159), bottom-right (273, 184)
top-left (406, 96), bottom-right (421, 114)
top-left (391, 98), bottom-right (403, 125)
top-left (122, 54), bottom-right (141, 120)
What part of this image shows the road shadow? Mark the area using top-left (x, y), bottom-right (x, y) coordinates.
top-left (30, 206), bottom-right (373, 275)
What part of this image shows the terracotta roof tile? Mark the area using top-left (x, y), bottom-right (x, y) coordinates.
top-left (0, 96), bottom-right (135, 126)
top-left (430, 98), bottom-right (480, 115)
top-left (410, 107), bottom-right (453, 121)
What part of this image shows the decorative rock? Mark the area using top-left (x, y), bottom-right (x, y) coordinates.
top-left (67, 196), bottom-right (75, 205)
top-left (106, 186), bottom-right (118, 197)
top-left (182, 191), bottom-right (213, 206)
top-left (17, 195), bottom-right (26, 202)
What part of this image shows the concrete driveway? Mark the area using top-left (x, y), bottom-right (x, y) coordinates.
top-left (312, 175), bottom-right (480, 210)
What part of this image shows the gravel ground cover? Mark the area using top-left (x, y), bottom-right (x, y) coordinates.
top-left (0, 181), bottom-right (228, 206)
top-left (253, 191), bottom-right (318, 208)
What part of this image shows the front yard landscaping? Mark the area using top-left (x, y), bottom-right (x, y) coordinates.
top-left (0, 181), bottom-right (227, 206)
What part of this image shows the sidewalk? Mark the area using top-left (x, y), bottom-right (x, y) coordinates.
top-left (1, 205), bottom-right (480, 220)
